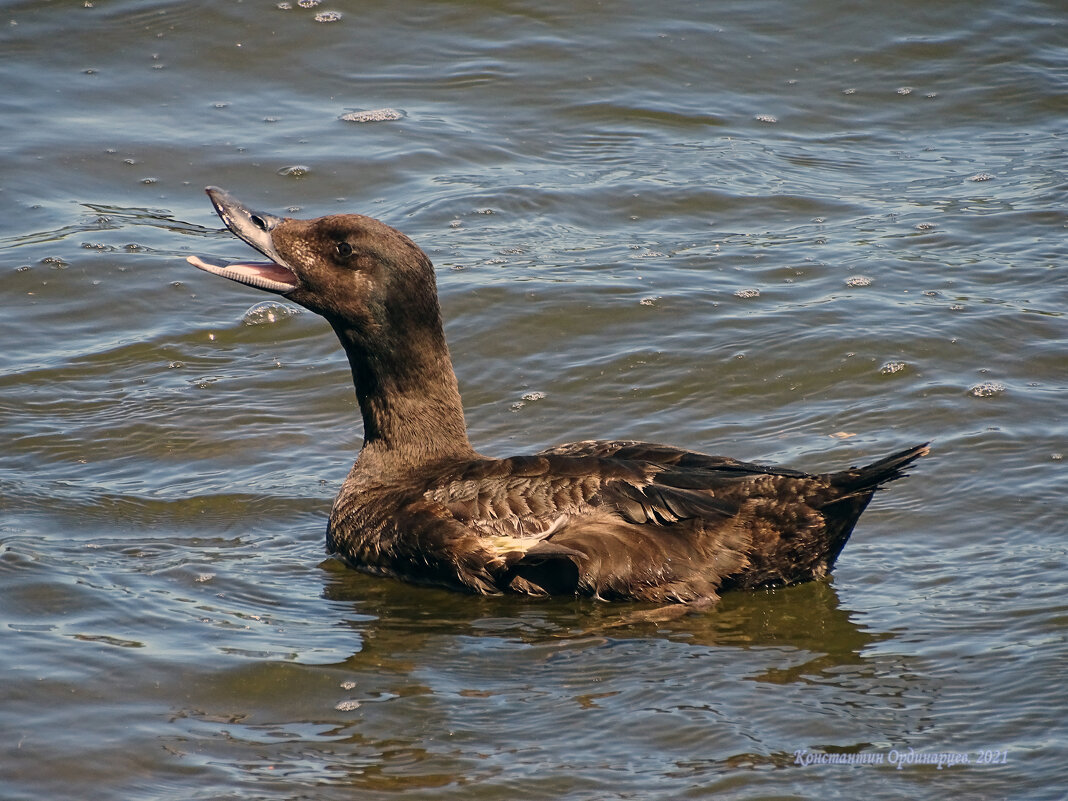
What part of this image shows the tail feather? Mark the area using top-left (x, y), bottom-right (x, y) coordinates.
top-left (829, 442), bottom-right (931, 496)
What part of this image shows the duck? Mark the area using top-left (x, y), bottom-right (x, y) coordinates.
top-left (188, 187), bottom-right (928, 605)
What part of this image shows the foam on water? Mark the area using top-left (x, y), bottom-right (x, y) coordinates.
top-left (340, 108), bottom-right (405, 122)
top-left (970, 381), bottom-right (1007, 398)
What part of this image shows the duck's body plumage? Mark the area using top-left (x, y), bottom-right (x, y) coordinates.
top-left (328, 439), bottom-right (926, 602)
top-left (189, 187), bottom-right (927, 605)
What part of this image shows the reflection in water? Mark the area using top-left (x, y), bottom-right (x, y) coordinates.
top-left (318, 557), bottom-right (900, 695)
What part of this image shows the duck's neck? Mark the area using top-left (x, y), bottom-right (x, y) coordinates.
top-left (331, 322), bottom-right (477, 474)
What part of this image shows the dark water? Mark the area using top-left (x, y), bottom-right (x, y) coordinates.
top-left (2, 1), bottom-right (1065, 798)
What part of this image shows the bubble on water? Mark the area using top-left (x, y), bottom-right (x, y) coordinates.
top-left (41, 256), bottom-right (69, 269)
top-left (734, 288), bottom-right (760, 299)
top-left (639, 296), bottom-right (660, 306)
top-left (509, 393), bottom-right (541, 412)
top-left (915, 222), bottom-right (937, 230)
top-left (212, 102), bottom-right (229, 109)
top-left (335, 699), bottom-right (360, 711)
top-left (340, 108), bottom-right (404, 123)
top-left (896, 86), bottom-right (913, 95)
top-left (754, 114), bottom-right (777, 123)
top-left (842, 88), bottom-right (857, 95)
top-left (1051, 453), bottom-right (1064, 462)
top-left (314, 10), bottom-right (342, 22)
top-left (970, 382), bottom-right (1005, 398)
top-left (969, 172), bottom-right (994, 182)
top-left (195, 573), bottom-right (214, 583)
top-left (845, 276), bottom-right (872, 287)
top-left (140, 177), bottom-right (158, 185)
top-left (880, 361), bottom-right (906, 375)
top-left (168, 361), bottom-right (185, 369)
top-left (340, 680), bottom-right (356, 690)
top-left (298, 0), bottom-right (321, 6)
top-left (243, 301), bottom-right (302, 326)
top-left (277, 1), bottom-right (292, 8)
top-left (278, 165), bottom-right (309, 177)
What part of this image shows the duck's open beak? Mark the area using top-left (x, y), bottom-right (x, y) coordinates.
top-left (187, 186), bottom-right (301, 294)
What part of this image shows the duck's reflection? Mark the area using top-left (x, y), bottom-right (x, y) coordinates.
top-left (318, 557), bottom-right (887, 682)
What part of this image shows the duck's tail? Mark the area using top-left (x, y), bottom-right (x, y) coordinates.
top-left (817, 442), bottom-right (930, 569)
top-left (830, 442), bottom-right (931, 495)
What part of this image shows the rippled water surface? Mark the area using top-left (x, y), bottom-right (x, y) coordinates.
top-left (2, 1), bottom-right (1065, 799)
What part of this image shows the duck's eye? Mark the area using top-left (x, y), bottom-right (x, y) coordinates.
top-left (250, 214), bottom-right (269, 231)
top-left (336, 242), bottom-right (353, 258)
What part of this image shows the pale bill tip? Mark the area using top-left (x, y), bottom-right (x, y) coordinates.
top-left (187, 255), bottom-right (216, 270)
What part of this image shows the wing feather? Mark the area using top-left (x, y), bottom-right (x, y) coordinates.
top-left (419, 451), bottom-right (771, 600)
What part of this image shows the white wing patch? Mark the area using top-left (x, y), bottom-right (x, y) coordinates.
top-left (480, 514), bottom-right (570, 556)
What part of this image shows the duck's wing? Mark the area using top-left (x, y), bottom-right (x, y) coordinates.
top-left (426, 452), bottom-right (768, 602)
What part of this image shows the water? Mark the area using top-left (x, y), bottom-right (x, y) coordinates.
top-left (1, 0), bottom-right (1065, 798)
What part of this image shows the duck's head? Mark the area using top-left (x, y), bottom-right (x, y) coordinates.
top-left (188, 186), bottom-right (441, 336)
top-left (189, 187), bottom-right (474, 460)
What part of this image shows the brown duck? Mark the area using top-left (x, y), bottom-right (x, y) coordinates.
top-left (188, 187), bottom-right (927, 604)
